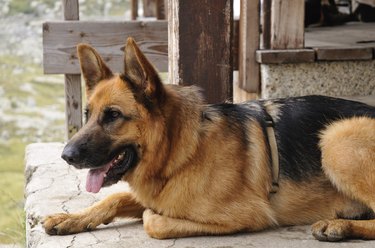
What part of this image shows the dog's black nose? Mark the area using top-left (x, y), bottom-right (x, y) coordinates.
top-left (61, 145), bottom-right (81, 165)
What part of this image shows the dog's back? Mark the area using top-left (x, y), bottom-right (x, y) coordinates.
top-left (259, 95), bottom-right (375, 180)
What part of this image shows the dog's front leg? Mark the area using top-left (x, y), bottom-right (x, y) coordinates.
top-left (43, 192), bottom-right (144, 235)
top-left (143, 209), bottom-right (239, 239)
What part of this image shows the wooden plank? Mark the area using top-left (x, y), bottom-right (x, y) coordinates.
top-left (256, 49), bottom-right (315, 64)
top-left (270, 0), bottom-right (304, 49)
top-left (167, 0), bottom-right (178, 84)
top-left (238, 0), bottom-right (260, 93)
top-left (62, 0), bottom-right (82, 139)
top-left (64, 74), bottom-right (82, 138)
top-left (315, 47), bottom-right (373, 61)
top-left (260, 0), bottom-right (271, 49)
top-left (43, 20), bottom-right (240, 75)
top-left (168, 0), bottom-right (233, 103)
top-left (43, 21), bottom-right (169, 74)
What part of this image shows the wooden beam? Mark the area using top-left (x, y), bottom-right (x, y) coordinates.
top-left (270, 0), bottom-right (304, 49)
top-left (238, 0), bottom-right (260, 93)
top-left (260, 0), bottom-right (271, 49)
top-left (62, 0), bottom-right (82, 139)
top-left (168, 0), bottom-right (233, 103)
top-left (256, 49), bottom-right (315, 64)
top-left (315, 47), bottom-right (373, 61)
top-left (43, 21), bottom-right (169, 74)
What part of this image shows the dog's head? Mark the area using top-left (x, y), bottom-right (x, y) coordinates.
top-left (61, 38), bottom-right (166, 193)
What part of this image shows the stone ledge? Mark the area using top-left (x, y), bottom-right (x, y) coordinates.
top-left (25, 143), bottom-right (375, 248)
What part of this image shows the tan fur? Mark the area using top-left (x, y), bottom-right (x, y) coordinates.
top-left (43, 38), bottom-right (375, 241)
top-left (271, 177), bottom-right (369, 226)
top-left (311, 117), bottom-right (375, 241)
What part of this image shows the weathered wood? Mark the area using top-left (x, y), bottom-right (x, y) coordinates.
top-left (43, 20), bottom-right (241, 75)
top-left (233, 72), bottom-right (258, 103)
top-left (168, 0), bottom-right (233, 103)
top-left (167, 0), bottom-right (178, 84)
top-left (62, 0), bottom-right (82, 139)
top-left (232, 19), bottom-right (239, 70)
top-left (62, 0), bottom-right (79, 20)
top-left (156, 0), bottom-right (165, 19)
top-left (260, 0), bottom-right (271, 49)
top-left (256, 49), bottom-right (315, 64)
top-left (238, 0), bottom-right (260, 93)
top-left (315, 47), bottom-right (373, 61)
top-left (131, 0), bottom-right (138, 20)
top-left (270, 0), bottom-right (304, 49)
top-left (43, 21), bottom-right (169, 74)
top-left (164, 0), bottom-right (168, 19)
top-left (143, 0), bottom-right (156, 17)
top-left (64, 74), bottom-right (82, 138)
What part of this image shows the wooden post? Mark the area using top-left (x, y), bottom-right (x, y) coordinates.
top-left (131, 0), bottom-right (138, 20)
top-left (270, 0), bottom-right (304, 49)
top-left (143, 0), bottom-right (156, 17)
top-left (238, 0), bottom-right (260, 93)
top-left (62, 0), bottom-right (82, 139)
top-left (168, 0), bottom-right (233, 103)
top-left (156, 0), bottom-right (165, 19)
top-left (260, 0), bottom-right (271, 49)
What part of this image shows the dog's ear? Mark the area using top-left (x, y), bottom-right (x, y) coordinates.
top-left (123, 37), bottom-right (165, 105)
top-left (77, 44), bottom-right (113, 97)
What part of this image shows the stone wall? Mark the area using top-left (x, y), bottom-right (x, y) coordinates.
top-left (261, 60), bottom-right (375, 98)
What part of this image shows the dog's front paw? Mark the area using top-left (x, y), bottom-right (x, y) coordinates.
top-left (43, 213), bottom-right (97, 235)
top-left (143, 209), bottom-right (170, 239)
top-left (312, 219), bottom-right (351, 242)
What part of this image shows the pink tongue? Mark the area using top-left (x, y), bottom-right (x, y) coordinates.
top-left (86, 163), bottom-right (112, 193)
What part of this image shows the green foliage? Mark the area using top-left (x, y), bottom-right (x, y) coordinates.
top-left (0, 54), bottom-right (64, 245)
top-left (8, 0), bottom-right (32, 15)
top-left (0, 172), bottom-right (25, 244)
top-left (5, 0), bottom-right (131, 17)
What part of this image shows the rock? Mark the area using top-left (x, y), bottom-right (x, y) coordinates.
top-left (25, 143), bottom-right (375, 248)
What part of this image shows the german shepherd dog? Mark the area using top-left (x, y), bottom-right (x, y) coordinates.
top-left (43, 38), bottom-right (375, 242)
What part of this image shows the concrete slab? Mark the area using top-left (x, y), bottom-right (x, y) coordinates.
top-left (25, 143), bottom-right (375, 248)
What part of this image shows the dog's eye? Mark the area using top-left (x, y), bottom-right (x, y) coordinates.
top-left (109, 110), bottom-right (121, 120)
top-left (102, 108), bottom-right (130, 124)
